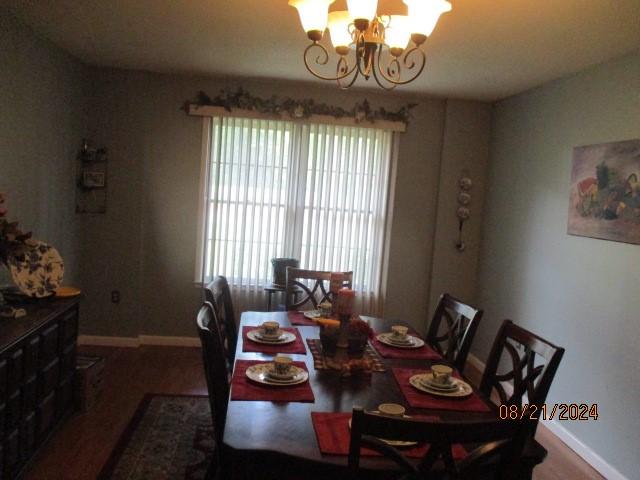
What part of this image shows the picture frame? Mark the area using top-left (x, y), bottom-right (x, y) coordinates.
top-left (82, 171), bottom-right (106, 189)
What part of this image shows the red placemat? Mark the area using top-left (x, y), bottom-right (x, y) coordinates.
top-left (231, 360), bottom-right (315, 402)
top-left (242, 326), bottom-right (307, 354)
top-left (392, 368), bottom-right (491, 412)
top-left (371, 331), bottom-right (442, 360)
top-left (288, 311), bottom-right (317, 326)
top-left (311, 412), bottom-right (466, 459)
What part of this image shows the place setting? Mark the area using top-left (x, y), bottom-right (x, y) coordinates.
top-left (392, 364), bottom-right (491, 412)
top-left (231, 356), bottom-right (315, 402)
top-left (243, 321), bottom-right (306, 354)
top-left (371, 325), bottom-right (443, 360)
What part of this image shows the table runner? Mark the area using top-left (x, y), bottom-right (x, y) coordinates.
top-left (311, 412), bottom-right (467, 459)
top-left (392, 368), bottom-right (491, 412)
top-left (370, 330), bottom-right (442, 360)
top-left (287, 311), bottom-right (317, 326)
top-left (242, 326), bottom-right (307, 354)
top-left (231, 360), bottom-right (315, 402)
top-left (306, 339), bottom-right (386, 372)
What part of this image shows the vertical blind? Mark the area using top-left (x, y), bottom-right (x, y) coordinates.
top-left (201, 115), bottom-right (393, 315)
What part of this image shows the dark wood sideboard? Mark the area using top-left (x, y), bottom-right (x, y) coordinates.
top-left (0, 297), bottom-right (80, 478)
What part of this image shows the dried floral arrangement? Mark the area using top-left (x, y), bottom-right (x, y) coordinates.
top-left (184, 88), bottom-right (416, 124)
top-left (347, 316), bottom-right (373, 338)
top-left (0, 193), bottom-right (32, 266)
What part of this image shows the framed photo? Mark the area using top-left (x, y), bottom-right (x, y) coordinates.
top-left (568, 139), bottom-right (640, 244)
top-left (82, 171), bottom-right (106, 188)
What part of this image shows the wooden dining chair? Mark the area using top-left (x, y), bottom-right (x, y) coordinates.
top-left (205, 276), bottom-right (238, 363)
top-left (478, 319), bottom-right (565, 479)
top-left (348, 407), bottom-right (524, 480)
top-left (196, 302), bottom-right (232, 478)
top-left (284, 268), bottom-right (353, 311)
top-left (426, 294), bottom-right (483, 372)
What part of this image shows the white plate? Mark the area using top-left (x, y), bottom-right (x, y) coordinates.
top-left (376, 333), bottom-right (425, 349)
top-left (409, 375), bottom-right (473, 398)
top-left (419, 377), bottom-right (459, 392)
top-left (247, 329), bottom-right (296, 345)
top-left (303, 310), bottom-right (321, 319)
top-left (348, 412), bottom-right (418, 447)
top-left (245, 363), bottom-right (308, 386)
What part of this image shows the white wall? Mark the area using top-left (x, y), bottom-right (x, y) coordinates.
top-left (476, 52), bottom-right (640, 479)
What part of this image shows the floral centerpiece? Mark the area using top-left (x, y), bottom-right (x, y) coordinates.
top-left (0, 194), bottom-right (32, 267)
top-left (347, 316), bottom-right (372, 358)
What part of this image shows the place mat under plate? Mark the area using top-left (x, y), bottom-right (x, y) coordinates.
top-left (288, 311), bottom-right (317, 326)
top-left (311, 412), bottom-right (467, 459)
top-left (371, 330), bottom-right (443, 360)
top-left (242, 326), bottom-right (307, 354)
top-left (306, 339), bottom-right (385, 372)
top-left (231, 360), bottom-right (315, 403)
top-left (392, 368), bottom-right (491, 412)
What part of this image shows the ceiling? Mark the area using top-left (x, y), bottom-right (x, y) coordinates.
top-left (5, 0), bottom-right (640, 101)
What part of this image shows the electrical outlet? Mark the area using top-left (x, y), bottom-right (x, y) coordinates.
top-left (111, 290), bottom-right (120, 303)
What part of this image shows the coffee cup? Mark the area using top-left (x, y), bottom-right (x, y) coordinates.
top-left (391, 325), bottom-right (408, 340)
top-left (378, 403), bottom-right (406, 417)
top-left (273, 355), bottom-right (293, 375)
top-left (431, 364), bottom-right (453, 385)
top-left (262, 321), bottom-right (280, 337)
top-left (319, 302), bottom-right (332, 317)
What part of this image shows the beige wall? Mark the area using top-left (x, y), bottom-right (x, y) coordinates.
top-left (0, 11), bottom-right (87, 286)
top-left (79, 68), bottom-right (491, 337)
top-left (476, 52), bottom-right (640, 479)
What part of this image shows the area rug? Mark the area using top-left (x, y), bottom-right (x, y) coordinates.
top-left (99, 394), bottom-right (214, 480)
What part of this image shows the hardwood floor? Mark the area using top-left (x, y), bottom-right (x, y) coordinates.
top-left (25, 345), bottom-right (603, 479)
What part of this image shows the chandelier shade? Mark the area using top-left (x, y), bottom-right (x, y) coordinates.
top-left (403, 0), bottom-right (452, 37)
top-left (328, 10), bottom-right (354, 51)
top-left (347, 0), bottom-right (378, 22)
top-left (289, 0), bottom-right (452, 89)
top-left (289, 0), bottom-right (335, 37)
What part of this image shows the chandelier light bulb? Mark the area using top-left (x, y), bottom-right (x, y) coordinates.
top-left (403, 0), bottom-right (452, 38)
top-left (289, 0), bottom-right (336, 41)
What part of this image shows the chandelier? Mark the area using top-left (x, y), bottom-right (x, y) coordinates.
top-left (288, 0), bottom-right (452, 90)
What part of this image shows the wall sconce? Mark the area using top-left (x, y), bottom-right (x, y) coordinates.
top-left (455, 174), bottom-right (472, 252)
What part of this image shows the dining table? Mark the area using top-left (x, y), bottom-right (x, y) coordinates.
top-left (222, 310), bottom-right (497, 479)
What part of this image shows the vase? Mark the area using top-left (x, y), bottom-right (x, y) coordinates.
top-left (319, 329), bottom-right (339, 357)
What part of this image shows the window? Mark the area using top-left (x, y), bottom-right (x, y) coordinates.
top-left (198, 115), bottom-right (393, 314)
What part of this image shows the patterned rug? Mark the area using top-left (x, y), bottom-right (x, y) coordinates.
top-left (99, 395), bottom-right (214, 480)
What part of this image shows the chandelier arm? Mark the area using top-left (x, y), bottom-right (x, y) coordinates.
top-left (303, 43), bottom-right (356, 82)
top-left (375, 45), bottom-right (427, 86)
top-left (370, 56), bottom-right (398, 91)
top-left (336, 56), bottom-right (360, 89)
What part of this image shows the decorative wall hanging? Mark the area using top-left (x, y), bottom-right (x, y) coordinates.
top-left (455, 173), bottom-right (472, 252)
top-left (183, 89), bottom-right (415, 129)
top-left (568, 139), bottom-right (640, 245)
top-left (76, 139), bottom-right (108, 214)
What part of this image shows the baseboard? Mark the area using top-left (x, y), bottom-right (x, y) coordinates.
top-left (78, 335), bottom-right (140, 347)
top-left (465, 354), bottom-right (627, 480)
top-left (78, 335), bottom-right (200, 348)
top-left (138, 335), bottom-right (200, 347)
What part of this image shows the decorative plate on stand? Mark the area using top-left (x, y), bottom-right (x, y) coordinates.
top-left (8, 240), bottom-right (64, 298)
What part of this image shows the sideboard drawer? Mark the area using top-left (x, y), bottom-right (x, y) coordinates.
top-left (39, 323), bottom-right (59, 367)
top-left (7, 349), bottom-right (23, 394)
top-left (24, 337), bottom-right (40, 379)
top-left (6, 391), bottom-right (20, 430)
top-left (37, 392), bottom-right (55, 435)
top-left (59, 309), bottom-right (78, 351)
top-left (39, 359), bottom-right (60, 399)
